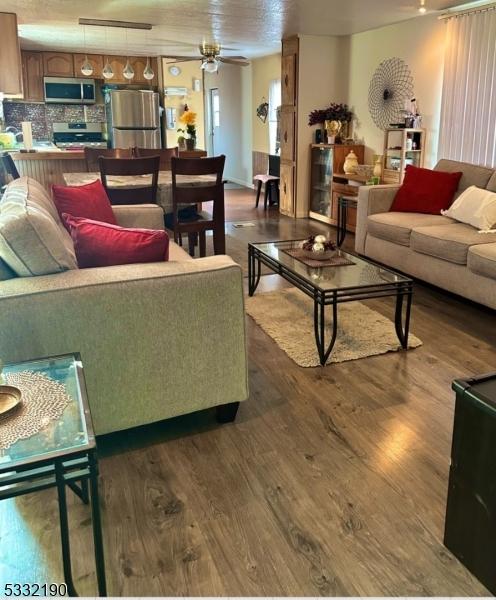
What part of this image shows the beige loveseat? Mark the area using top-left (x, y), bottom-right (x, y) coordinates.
top-left (355, 159), bottom-right (496, 310)
top-left (0, 178), bottom-right (249, 435)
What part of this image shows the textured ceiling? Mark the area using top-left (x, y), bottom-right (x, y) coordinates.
top-left (3, 0), bottom-right (461, 59)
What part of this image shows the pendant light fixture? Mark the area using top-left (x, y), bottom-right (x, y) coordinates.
top-left (143, 57), bottom-right (155, 80)
top-left (81, 26), bottom-right (94, 76)
top-left (102, 27), bottom-right (114, 79)
top-left (418, 0), bottom-right (427, 13)
top-left (123, 28), bottom-right (135, 80)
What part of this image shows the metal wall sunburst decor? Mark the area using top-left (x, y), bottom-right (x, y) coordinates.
top-left (368, 58), bottom-right (414, 130)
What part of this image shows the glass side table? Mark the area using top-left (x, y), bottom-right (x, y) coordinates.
top-left (0, 354), bottom-right (107, 596)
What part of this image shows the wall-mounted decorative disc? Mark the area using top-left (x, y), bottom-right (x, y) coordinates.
top-left (368, 57), bottom-right (414, 130)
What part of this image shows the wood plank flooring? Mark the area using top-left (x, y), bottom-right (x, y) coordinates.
top-left (1, 188), bottom-right (494, 595)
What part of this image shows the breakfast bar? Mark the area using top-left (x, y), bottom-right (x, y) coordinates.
top-left (11, 151), bottom-right (87, 190)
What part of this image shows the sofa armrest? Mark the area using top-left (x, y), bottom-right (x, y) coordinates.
top-left (112, 204), bottom-right (165, 230)
top-left (355, 184), bottom-right (400, 254)
top-left (0, 256), bottom-right (248, 434)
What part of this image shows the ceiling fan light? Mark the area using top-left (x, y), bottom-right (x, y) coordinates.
top-left (143, 58), bottom-right (154, 80)
top-left (123, 59), bottom-right (135, 80)
top-left (81, 55), bottom-right (94, 76)
top-left (418, 0), bottom-right (427, 13)
top-left (204, 59), bottom-right (219, 74)
top-left (102, 60), bottom-right (114, 79)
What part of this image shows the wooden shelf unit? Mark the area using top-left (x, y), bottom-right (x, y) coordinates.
top-left (382, 128), bottom-right (426, 183)
top-left (308, 143), bottom-right (364, 227)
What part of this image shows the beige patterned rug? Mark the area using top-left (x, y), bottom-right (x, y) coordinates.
top-left (245, 288), bottom-right (422, 367)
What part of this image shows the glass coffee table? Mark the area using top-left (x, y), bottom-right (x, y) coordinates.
top-left (248, 240), bottom-right (414, 366)
top-left (0, 354), bottom-right (106, 596)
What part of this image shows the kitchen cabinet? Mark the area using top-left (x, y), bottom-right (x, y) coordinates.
top-left (129, 57), bottom-right (149, 84)
top-left (103, 56), bottom-right (128, 83)
top-left (43, 52), bottom-right (75, 77)
top-left (21, 51), bottom-right (44, 101)
top-left (73, 54), bottom-right (104, 79)
top-left (0, 12), bottom-right (23, 96)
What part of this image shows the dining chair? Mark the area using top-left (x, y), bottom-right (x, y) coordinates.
top-left (134, 147), bottom-right (179, 170)
top-left (84, 147), bottom-right (133, 172)
top-left (99, 156), bottom-right (160, 205)
top-left (0, 152), bottom-right (20, 197)
top-left (171, 155), bottom-right (226, 257)
top-left (253, 153), bottom-right (280, 209)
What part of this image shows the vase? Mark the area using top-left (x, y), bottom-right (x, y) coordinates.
top-left (373, 157), bottom-right (382, 178)
top-left (343, 150), bottom-right (359, 174)
top-left (186, 138), bottom-right (196, 151)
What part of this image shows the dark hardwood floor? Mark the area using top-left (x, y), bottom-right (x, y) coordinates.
top-left (1, 187), bottom-right (494, 595)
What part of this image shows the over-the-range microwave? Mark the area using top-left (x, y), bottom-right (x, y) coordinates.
top-left (44, 77), bottom-right (96, 104)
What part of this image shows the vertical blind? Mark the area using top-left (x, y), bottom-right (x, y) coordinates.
top-left (438, 8), bottom-right (496, 167)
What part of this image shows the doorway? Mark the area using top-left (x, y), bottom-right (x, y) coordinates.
top-left (209, 88), bottom-right (220, 156)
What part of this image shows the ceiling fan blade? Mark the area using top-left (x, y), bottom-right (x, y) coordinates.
top-left (165, 56), bottom-right (203, 62)
top-left (219, 57), bottom-right (250, 66)
top-left (222, 55), bottom-right (248, 60)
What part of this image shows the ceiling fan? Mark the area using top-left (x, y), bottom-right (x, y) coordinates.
top-left (165, 41), bottom-right (249, 73)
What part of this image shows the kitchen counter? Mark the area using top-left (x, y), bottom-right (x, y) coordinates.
top-left (10, 150), bottom-right (85, 160)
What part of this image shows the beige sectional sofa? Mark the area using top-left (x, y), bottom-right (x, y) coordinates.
top-left (0, 178), bottom-right (249, 435)
top-left (355, 159), bottom-right (496, 310)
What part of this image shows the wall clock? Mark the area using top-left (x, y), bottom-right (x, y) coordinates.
top-left (368, 57), bottom-right (414, 130)
top-left (169, 66), bottom-right (181, 76)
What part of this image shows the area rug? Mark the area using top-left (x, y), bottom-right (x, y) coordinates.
top-left (245, 288), bottom-right (422, 367)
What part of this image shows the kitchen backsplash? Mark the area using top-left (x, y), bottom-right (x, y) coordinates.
top-left (2, 102), bottom-right (106, 140)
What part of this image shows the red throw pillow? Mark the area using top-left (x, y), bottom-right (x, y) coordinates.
top-left (390, 165), bottom-right (463, 214)
top-left (52, 180), bottom-right (117, 231)
top-left (64, 215), bottom-right (169, 269)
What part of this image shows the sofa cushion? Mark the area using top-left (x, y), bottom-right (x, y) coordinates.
top-left (65, 215), bottom-right (170, 269)
top-left (434, 159), bottom-right (495, 197)
top-left (411, 223), bottom-right (496, 265)
top-left (52, 179), bottom-right (117, 231)
top-left (0, 257), bottom-right (16, 281)
top-left (468, 243), bottom-right (496, 280)
top-left (441, 185), bottom-right (496, 232)
top-left (391, 165), bottom-right (462, 214)
top-left (168, 240), bottom-right (194, 262)
top-left (486, 171), bottom-right (496, 193)
top-left (368, 213), bottom-right (455, 247)
top-left (1, 177), bottom-right (75, 260)
top-left (0, 178), bottom-right (78, 276)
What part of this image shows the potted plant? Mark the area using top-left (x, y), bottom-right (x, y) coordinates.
top-left (178, 107), bottom-right (197, 150)
top-left (308, 103), bottom-right (353, 142)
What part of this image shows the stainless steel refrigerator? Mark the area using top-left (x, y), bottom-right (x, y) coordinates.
top-left (107, 90), bottom-right (161, 149)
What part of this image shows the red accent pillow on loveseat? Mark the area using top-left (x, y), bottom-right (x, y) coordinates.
top-left (64, 215), bottom-right (169, 269)
top-left (390, 165), bottom-right (463, 214)
top-left (52, 180), bottom-right (117, 230)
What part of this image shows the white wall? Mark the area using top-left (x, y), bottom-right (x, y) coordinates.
top-left (346, 15), bottom-right (446, 167)
top-left (296, 35), bottom-right (349, 217)
top-left (204, 64), bottom-right (253, 187)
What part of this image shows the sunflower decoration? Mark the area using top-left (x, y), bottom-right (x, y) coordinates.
top-left (178, 106), bottom-right (197, 144)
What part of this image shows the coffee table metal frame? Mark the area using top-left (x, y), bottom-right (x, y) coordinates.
top-left (248, 241), bottom-right (413, 366)
top-left (0, 353), bottom-right (106, 597)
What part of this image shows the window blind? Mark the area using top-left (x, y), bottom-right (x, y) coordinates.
top-left (438, 9), bottom-right (496, 167)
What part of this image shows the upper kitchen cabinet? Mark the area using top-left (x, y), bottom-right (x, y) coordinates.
top-left (21, 51), bottom-right (44, 101)
top-left (0, 13), bottom-right (23, 95)
top-left (129, 57), bottom-right (158, 84)
top-left (43, 52), bottom-right (74, 77)
top-left (103, 56), bottom-right (127, 83)
top-left (73, 54), bottom-right (104, 79)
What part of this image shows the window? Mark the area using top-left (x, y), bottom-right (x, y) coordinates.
top-left (439, 8), bottom-right (496, 167)
top-left (268, 79), bottom-right (281, 155)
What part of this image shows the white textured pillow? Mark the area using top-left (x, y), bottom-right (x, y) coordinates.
top-left (441, 185), bottom-right (496, 232)
top-left (0, 178), bottom-right (77, 276)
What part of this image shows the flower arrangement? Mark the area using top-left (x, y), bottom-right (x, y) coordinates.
top-left (308, 103), bottom-right (353, 126)
top-left (178, 106), bottom-right (197, 148)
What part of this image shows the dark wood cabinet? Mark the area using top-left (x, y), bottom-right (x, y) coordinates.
top-left (73, 54), bottom-right (104, 79)
top-left (22, 51), bottom-right (44, 101)
top-left (43, 52), bottom-right (74, 77)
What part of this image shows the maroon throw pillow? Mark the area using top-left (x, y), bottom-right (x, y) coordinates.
top-left (64, 215), bottom-right (169, 269)
top-left (52, 180), bottom-right (117, 231)
top-left (390, 165), bottom-right (463, 214)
